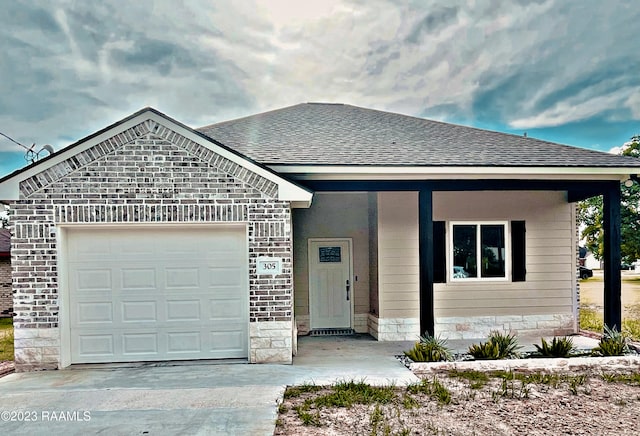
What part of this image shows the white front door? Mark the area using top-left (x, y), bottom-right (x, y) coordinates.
top-left (309, 239), bottom-right (352, 329)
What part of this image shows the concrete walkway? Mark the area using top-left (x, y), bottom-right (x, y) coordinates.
top-left (0, 335), bottom-right (417, 435)
top-left (0, 334), bottom-right (601, 435)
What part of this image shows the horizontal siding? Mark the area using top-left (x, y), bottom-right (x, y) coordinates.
top-left (436, 288), bottom-right (574, 301)
top-left (528, 237), bottom-right (572, 248)
top-left (436, 297), bottom-right (573, 309)
top-left (386, 308), bottom-right (420, 318)
top-left (436, 305), bottom-right (572, 317)
top-left (377, 192), bottom-right (419, 318)
top-left (433, 190), bottom-right (574, 319)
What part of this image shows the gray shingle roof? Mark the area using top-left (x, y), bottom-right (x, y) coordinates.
top-left (198, 103), bottom-right (640, 168)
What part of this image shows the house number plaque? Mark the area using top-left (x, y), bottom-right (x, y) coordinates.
top-left (257, 257), bottom-right (283, 275)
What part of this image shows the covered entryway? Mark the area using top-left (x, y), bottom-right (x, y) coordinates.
top-left (65, 226), bottom-right (248, 363)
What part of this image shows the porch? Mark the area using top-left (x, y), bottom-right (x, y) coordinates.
top-left (291, 181), bottom-right (623, 342)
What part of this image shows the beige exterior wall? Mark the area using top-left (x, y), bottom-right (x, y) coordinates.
top-left (295, 190), bottom-right (576, 340)
top-left (368, 193), bottom-right (379, 315)
top-left (292, 193), bottom-right (370, 333)
top-left (371, 190), bottom-right (576, 339)
top-left (433, 190), bottom-right (576, 337)
top-left (376, 192), bottom-right (420, 319)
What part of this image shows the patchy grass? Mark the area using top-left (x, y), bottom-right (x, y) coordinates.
top-left (622, 319), bottom-right (640, 341)
top-left (0, 318), bottom-right (14, 361)
top-left (283, 382), bottom-right (323, 399)
top-left (0, 317), bottom-right (13, 331)
top-left (312, 380), bottom-right (398, 408)
top-left (601, 372), bottom-right (640, 385)
top-left (0, 331), bottom-right (14, 361)
top-left (580, 306), bottom-right (604, 332)
top-left (447, 369), bottom-right (490, 389)
top-left (579, 274), bottom-right (640, 341)
top-left (406, 377), bottom-right (452, 405)
top-left (276, 370), bottom-right (625, 434)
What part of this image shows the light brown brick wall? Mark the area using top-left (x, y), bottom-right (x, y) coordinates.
top-left (0, 257), bottom-right (11, 317)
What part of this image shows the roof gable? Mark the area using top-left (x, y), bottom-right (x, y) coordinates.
top-left (198, 103), bottom-right (640, 170)
top-left (0, 108), bottom-right (312, 206)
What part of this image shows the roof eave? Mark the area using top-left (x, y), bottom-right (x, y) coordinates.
top-left (267, 165), bottom-right (640, 182)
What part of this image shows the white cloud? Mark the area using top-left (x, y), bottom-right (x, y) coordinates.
top-left (0, 0), bottom-right (638, 156)
top-left (510, 88), bottom-right (635, 129)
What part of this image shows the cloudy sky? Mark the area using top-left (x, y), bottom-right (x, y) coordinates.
top-left (0, 0), bottom-right (639, 175)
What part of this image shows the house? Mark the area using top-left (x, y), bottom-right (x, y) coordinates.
top-left (0, 103), bottom-right (638, 372)
top-left (579, 246), bottom-right (602, 270)
top-left (0, 227), bottom-right (11, 317)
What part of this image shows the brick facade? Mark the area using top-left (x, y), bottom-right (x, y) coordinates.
top-left (11, 118), bottom-right (295, 371)
top-left (0, 257), bottom-right (11, 317)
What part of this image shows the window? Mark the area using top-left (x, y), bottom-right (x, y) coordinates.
top-left (451, 222), bottom-right (507, 280)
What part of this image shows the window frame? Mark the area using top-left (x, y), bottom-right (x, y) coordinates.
top-left (449, 221), bottom-right (510, 282)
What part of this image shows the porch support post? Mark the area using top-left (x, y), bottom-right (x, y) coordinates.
top-left (603, 183), bottom-right (622, 330)
top-left (418, 189), bottom-right (434, 336)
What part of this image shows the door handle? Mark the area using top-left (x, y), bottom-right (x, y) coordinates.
top-left (346, 279), bottom-right (350, 301)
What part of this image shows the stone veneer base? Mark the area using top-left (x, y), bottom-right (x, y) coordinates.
top-left (435, 313), bottom-right (575, 339)
top-left (410, 355), bottom-right (640, 375)
top-left (250, 320), bottom-right (293, 364)
top-left (368, 315), bottom-right (420, 341)
top-left (14, 327), bottom-right (61, 372)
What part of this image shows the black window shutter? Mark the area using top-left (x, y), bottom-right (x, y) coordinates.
top-left (433, 221), bottom-right (446, 283)
top-left (511, 221), bottom-right (526, 282)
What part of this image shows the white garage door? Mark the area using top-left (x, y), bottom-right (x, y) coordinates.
top-left (66, 226), bottom-right (248, 363)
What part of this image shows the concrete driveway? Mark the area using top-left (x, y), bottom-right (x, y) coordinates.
top-left (0, 335), bottom-right (418, 435)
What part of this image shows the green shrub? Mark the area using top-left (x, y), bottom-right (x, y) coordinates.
top-left (533, 337), bottom-right (576, 358)
top-left (488, 330), bottom-right (522, 358)
top-left (404, 333), bottom-right (453, 362)
top-left (469, 330), bottom-right (521, 360)
top-left (468, 340), bottom-right (501, 360)
top-left (592, 325), bottom-right (629, 357)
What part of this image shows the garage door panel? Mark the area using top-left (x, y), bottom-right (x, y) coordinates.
top-left (122, 333), bottom-right (159, 355)
top-left (209, 267), bottom-right (243, 286)
top-left (167, 332), bottom-right (201, 353)
top-left (166, 300), bottom-right (201, 321)
top-left (121, 301), bottom-right (158, 322)
top-left (211, 298), bottom-right (245, 319)
top-left (77, 334), bottom-right (114, 357)
top-left (119, 238), bottom-right (155, 257)
top-left (68, 226), bottom-right (248, 364)
top-left (165, 268), bottom-right (200, 288)
top-left (77, 302), bottom-right (113, 323)
top-left (210, 331), bottom-right (245, 351)
top-left (74, 269), bottom-right (112, 291)
top-left (70, 234), bottom-right (113, 259)
top-left (121, 268), bottom-right (158, 290)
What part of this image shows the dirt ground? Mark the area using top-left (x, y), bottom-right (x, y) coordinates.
top-left (275, 273), bottom-right (640, 435)
top-left (275, 369), bottom-right (640, 435)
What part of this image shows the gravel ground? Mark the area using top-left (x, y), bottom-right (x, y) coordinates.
top-left (275, 369), bottom-right (640, 435)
